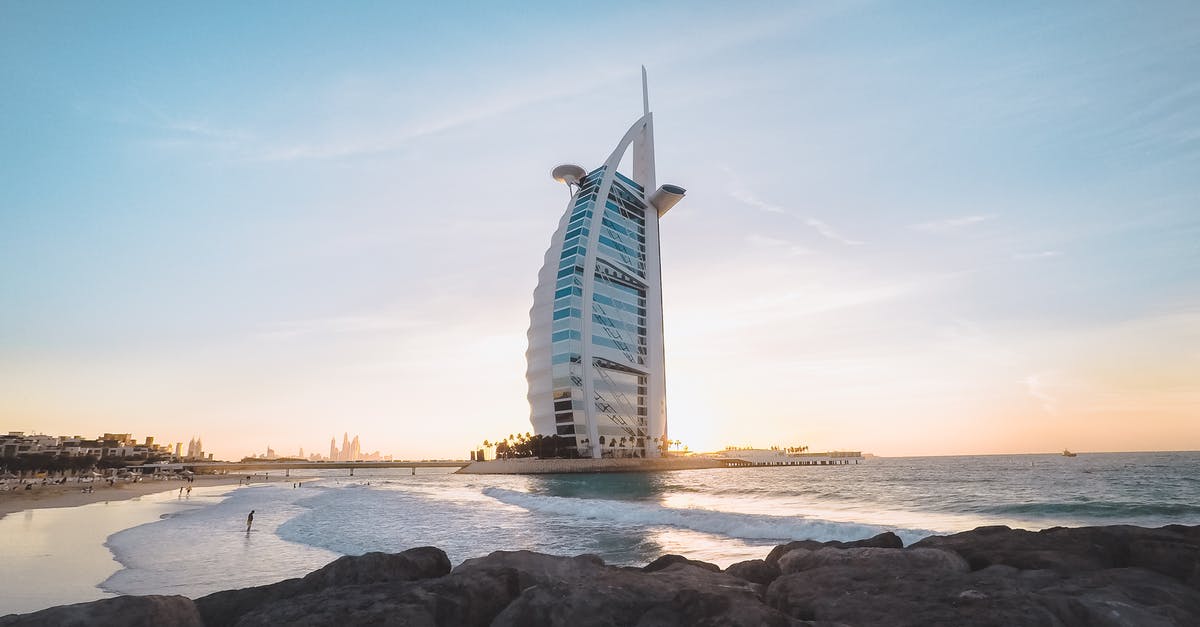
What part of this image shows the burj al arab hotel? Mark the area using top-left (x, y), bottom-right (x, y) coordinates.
top-left (525, 69), bottom-right (685, 459)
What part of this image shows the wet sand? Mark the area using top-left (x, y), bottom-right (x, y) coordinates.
top-left (0, 484), bottom-right (230, 615)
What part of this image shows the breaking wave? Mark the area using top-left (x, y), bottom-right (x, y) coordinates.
top-left (482, 487), bottom-right (935, 546)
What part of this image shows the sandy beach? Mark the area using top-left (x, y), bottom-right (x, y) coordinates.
top-left (0, 474), bottom-right (283, 521)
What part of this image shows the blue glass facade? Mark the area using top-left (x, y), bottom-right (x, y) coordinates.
top-left (549, 167), bottom-right (651, 455)
top-left (530, 163), bottom-right (656, 457)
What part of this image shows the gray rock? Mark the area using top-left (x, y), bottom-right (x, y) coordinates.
top-left (0, 595), bottom-right (202, 627)
top-left (642, 554), bottom-right (721, 573)
top-left (912, 524), bottom-right (1200, 586)
top-left (232, 565), bottom-right (521, 627)
top-left (1127, 526), bottom-right (1200, 588)
top-left (196, 546), bottom-right (450, 626)
top-left (765, 531), bottom-right (904, 565)
top-left (725, 558), bottom-right (781, 585)
top-left (767, 556), bottom-right (1200, 626)
top-left (777, 546), bottom-right (970, 575)
top-left (300, 546), bottom-right (451, 587)
top-left (454, 550), bottom-right (608, 589)
top-left (1036, 567), bottom-right (1200, 626)
top-left (475, 553), bottom-right (805, 626)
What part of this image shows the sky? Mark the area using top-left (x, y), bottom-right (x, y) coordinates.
top-left (1, 1), bottom-right (1198, 461)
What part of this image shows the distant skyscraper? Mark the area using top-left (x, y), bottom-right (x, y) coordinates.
top-left (526, 69), bottom-right (685, 459)
top-left (341, 433), bottom-right (350, 462)
top-left (330, 437), bottom-right (337, 461)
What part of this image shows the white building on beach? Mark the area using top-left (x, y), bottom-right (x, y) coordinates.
top-left (525, 69), bottom-right (685, 459)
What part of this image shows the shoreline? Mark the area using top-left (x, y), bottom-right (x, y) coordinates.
top-left (0, 474), bottom-right (295, 521)
top-left (0, 473), bottom-right (317, 616)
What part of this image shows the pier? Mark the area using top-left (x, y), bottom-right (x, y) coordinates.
top-left (141, 460), bottom-right (469, 473)
top-left (713, 450), bottom-right (863, 468)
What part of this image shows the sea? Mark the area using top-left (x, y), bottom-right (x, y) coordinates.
top-left (100, 451), bottom-right (1200, 600)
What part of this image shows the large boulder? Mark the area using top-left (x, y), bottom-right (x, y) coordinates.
top-left (1125, 525), bottom-right (1200, 588)
top-left (777, 546), bottom-right (969, 576)
top-left (768, 563), bottom-right (1051, 626)
top-left (460, 552), bottom-right (805, 627)
top-left (231, 565), bottom-right (521, 627)
top-left (912, 525), bottom-right (1200, 586)
top-left (454, 550), bottom-right (609, 589)
top-left (300, 546), bottom-right (451, 587)
top-left (725, 558), bottom-right (781, 585)
top-left (195, 546), bottom-right (451, 626)
top-left (765, 531), bottom-right (904, 566)
top-left (0, 595), bottom-right (202, 627)
top-left (768, 555), bottom-right (1200, 626)
top-left (1034, 566), bottom-right (1200, 626)
top-left (642, 554), bottom-right (721, 573)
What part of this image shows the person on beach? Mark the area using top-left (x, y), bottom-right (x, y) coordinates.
top-left (179, 487), bottom-right (184, 497)
top-left (186, 485), bottom-right (192, 497)
top-left (246, 510), bottom-right (254, 533)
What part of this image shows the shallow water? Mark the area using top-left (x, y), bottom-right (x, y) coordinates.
top-left (94, 451), bottom-right (1200, 600)
top-left (0, 485), bottom-right (231, 615)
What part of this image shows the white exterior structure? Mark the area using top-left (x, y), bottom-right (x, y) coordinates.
top-left (526, 69), bottom-right (684, 459)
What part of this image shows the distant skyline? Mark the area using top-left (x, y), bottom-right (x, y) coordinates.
top-left (2, 2), bottom-right (1198, 460)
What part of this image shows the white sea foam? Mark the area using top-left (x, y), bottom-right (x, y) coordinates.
top-left (481, 487), bottom-right (936, 546)
top-left (102, 485), bottom-right (338, 597)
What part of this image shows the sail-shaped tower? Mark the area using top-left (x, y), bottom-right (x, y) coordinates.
top-left (525, 69), bottom-right (685, 459)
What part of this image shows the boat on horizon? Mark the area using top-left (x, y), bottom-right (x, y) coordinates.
top-left (1062, 449), bottom-right (1078, 457)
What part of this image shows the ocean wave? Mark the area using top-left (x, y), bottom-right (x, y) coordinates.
top-left (976, 501), bottom-right (1200, 518)
top-left (103, 485), bottom-right (338, 598)
top-left (482, 487), bottom-right (935, 545)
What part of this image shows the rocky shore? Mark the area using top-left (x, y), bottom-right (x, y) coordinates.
top-left (3, 524), bottom-right (1198, 626)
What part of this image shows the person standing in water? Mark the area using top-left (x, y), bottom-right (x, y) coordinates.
top-left (246, 510), bottom-right (254, 533)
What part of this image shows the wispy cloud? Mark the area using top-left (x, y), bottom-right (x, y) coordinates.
top-left (1013, 250), bottom-right (1063, 260)
top-left (730, 189), bottom-right (785, 213)
top-left (728, 189), bottom-right (863, 245)
top-left (1024, 371), bottom-right (1060, 415)
top-left (745, 234), bottom-right (813, 256)
top-left (910, 215), bottom-right (996, 232)
top-left (803, 217), bottom-right (863, 245)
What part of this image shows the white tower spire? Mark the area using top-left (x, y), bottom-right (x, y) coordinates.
top-left (632, 67), bottom-right (656, 190)
top-left (641, 65), bottom-right (649, 116)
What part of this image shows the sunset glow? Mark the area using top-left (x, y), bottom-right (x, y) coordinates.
top-left (2, 2), bottom-right (1197, 460)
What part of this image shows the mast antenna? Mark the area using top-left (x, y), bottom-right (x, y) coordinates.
top-left (641, 65), bottom-right (650, 115)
